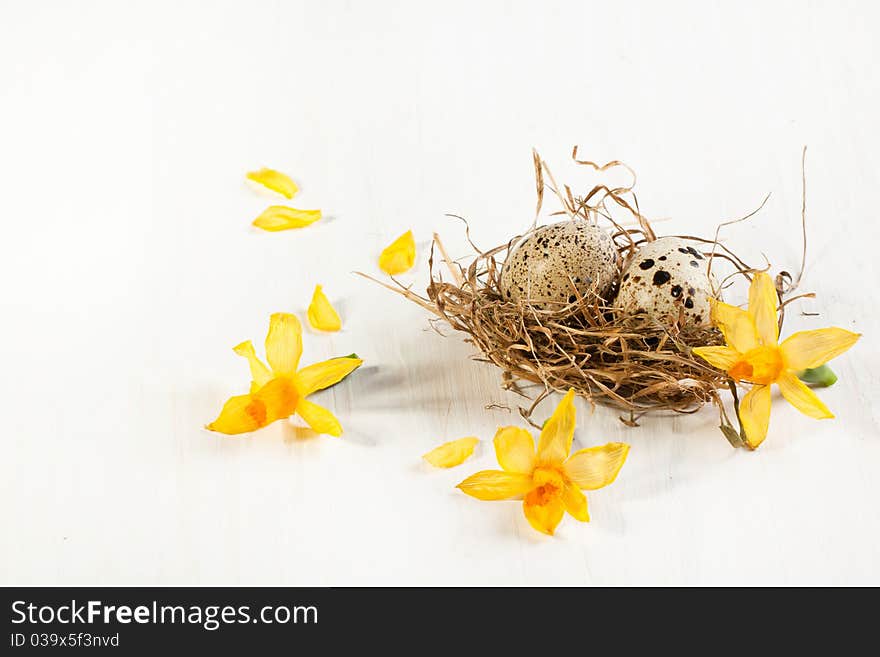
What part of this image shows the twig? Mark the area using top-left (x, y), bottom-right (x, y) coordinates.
top-left (432, 233), bottom-right (464, 287)
top-left (792, 145), bottom-right (808, 292)
top-left (706, 193), bottom-right (771, 295)
top-left (539, 157), bottom-right (577, 221)
top-left (353, 271), bottom-right (442, 317)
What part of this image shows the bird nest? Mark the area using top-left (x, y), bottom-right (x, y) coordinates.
top-left (366, 147), bottom-right (809, 437)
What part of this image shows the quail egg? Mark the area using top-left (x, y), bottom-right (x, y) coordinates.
top-left (615, 237), bottom-right (716, 327)
top-left (500, 220), bottom-right (617, 308)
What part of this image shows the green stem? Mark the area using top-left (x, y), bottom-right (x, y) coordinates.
top-left (726, 379), bottom-right (747, 448)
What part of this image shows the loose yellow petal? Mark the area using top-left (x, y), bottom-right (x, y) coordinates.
top-left (749, 272), bottom-right (779, 345)
top-left (233, 340), bottom-right (272, 388)
top-left (307, 285), bottom-right (342, 332)
top-left (265, 312), bottom-right (302, 377)
top-left (710, 299), bottom-right (759, 354)
top-left (536, 389), bottom-right (577, 465)
top-left (206, 394), bottom-right (267, 435)
top-left (493, 426), bottom-right (536, 474)
top-left (296, 398), bottom-right (343, 436)
top-left (423, 437), bottom-right (479, 468)
top-left (562, 483), bottom-right (590, 522)
top-left (692, 345), bottom-right (741, 371)
top-left (739, 384), bottom-right (772, 449)
top-left (563, 443), bottom-right (630, 490)
top-left (295, 357), bottom-right (363, 397)
top-left (457, 470), bottom-right (534, 500)
top-left (523, 489), bottom-right (566, 535)
top-left (253, 206), bottom-right (321, 231)
top-left (378, 230), bottom-right (416, 275)
top-left (780, 328), bottom-right (861, 371)
top-left (246, 168), bottom-right (298, 198)
top-left (777, 371), bottom-right (834, 419)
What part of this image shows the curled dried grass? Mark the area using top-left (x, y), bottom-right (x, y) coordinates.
top-left (422, 233), bottom-right (734, 425)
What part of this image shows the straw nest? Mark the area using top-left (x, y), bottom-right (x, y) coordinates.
top-left (366, 147), bottom-right (809, 437)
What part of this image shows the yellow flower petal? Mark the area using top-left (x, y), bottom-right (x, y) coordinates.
top-left (739, 384), bottom-right (772, 449)
top-left (710, 299), bottom-right (759, 354)
top-left (265, 312), bottom-right (302, 377)
top-left (206, 379), bottom-right (296, 435)
top-left (493, 426), bottom-right (536, 474)
top-left (536, 389), bottom-right (576, 465)
top-left (777, 371), bottom-right (834, 420)
top-left (692, 345), bottom-right (741, 371)
top-left (297, 398), bottom-right (343, 436)
top-left (563, 443), bottom-right (630, 490)
top-left (378, 230), bottom-right (416, 275)
top-left (749, 272), bottom-right (779, 345)
top-left (780, 328), bottom-right (861, 371)
top-left (253, 206), bottom-right (321, 231)
top-left (423, 437), bottom-right (479, 468)
top-left (457, 470), bottom-right (534, 500)
top-left (233, 340), bottom-right (272, 388)
top-left (523, 489), bottom-right (566, 535)
top-left (246, 168), bottom-right (298, 199)
top-left (562, 483), bottom-right (590, 522)
top-left (251, 377), bottom-right (300, 424)
top-left (206, 394), bottom-right (267, 435)
top-left (295, 356), bottom-right (363, 397)
top-left (307, 285), bottom-right (342, 332)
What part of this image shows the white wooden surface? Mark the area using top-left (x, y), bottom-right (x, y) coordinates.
top-left (2, 0), bottom-right (878, 586)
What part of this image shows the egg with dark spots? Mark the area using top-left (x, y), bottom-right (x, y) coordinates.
top-left (500, 220), bottom-right (617, 308)
top-left (615, 237), bottom-right (716, 327)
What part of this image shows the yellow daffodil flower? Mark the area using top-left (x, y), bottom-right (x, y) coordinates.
top-left (253, 206), bottom-right (322, 231)
top-left (423, 437), bottom-right (479, 468)
top-left (246, 168), bottom-right (299, 198)
top-left (307, 285), bottom-right (342, 332)
top-left (457, 390), bottom-right (630, 535)
top-left (693, 272), bottom-right (860, 449)
top-left (379, 230), bottom-right (416, 275)
top-left (207, 313), bottom-right (362, 437)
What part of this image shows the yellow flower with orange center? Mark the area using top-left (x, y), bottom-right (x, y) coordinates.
top-left (693, 272), bottom-right (860, 449)
top-left (206, 313), bottom-right (362, 436)
top-left (457, 389), bottom-right (630, 535)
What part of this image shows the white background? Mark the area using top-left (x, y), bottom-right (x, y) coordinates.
top-left (2, 0), bottom-right (878, 585)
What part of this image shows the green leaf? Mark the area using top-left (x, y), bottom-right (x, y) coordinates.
top-left (797, 364), bottom-right (837, 387)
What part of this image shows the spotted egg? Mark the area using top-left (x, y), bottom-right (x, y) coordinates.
top-left (615, 237), bottom-right (716, 327)
top-left (500, 220), bottom-right (617, 308)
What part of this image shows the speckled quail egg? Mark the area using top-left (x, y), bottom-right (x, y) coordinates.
top-left (615, 237), bottom-right (717, 327)
top-left (500, 220), bottom-right (617, 307)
